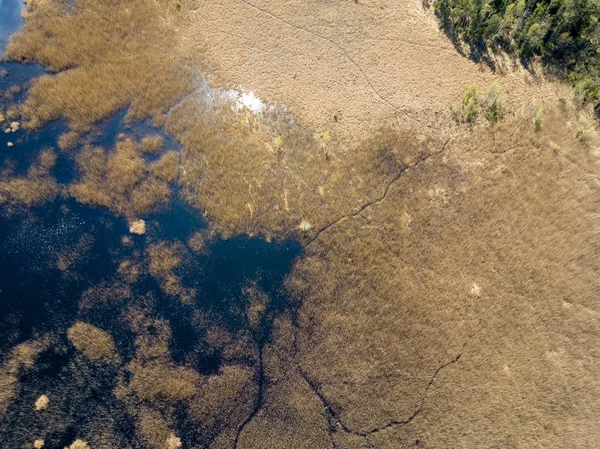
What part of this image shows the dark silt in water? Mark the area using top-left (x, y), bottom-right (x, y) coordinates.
top-left (0, 2), bottom-right (303, 447)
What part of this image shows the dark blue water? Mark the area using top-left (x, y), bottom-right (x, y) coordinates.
top-left (0, 0), bottom-right (23, 52)
top-left (0, 3), bottom-right (303, 447)
top-left (0, 76), bottom-right (302, 356)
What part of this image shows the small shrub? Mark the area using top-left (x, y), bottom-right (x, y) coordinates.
top-left (320, 130), bottom-right (332, 160)
top-left (64, 440), bottom-right (90, 449)
top-left (576, 115), bottom-right (593, 140)
top-left (166, 434), bottom-right (182, 449)
top-left (299, 220), bottom-right (312, 232)
top-left (35, 394), bottom-right (49, 411)
top-left (273, 135), bottom-right (283, 153)
top-left (462, 86), bottom-right (479, 122)
top-left (485, 83), bottom-right (502, 123)
top-left (129, 219), bottom-right (146, 235)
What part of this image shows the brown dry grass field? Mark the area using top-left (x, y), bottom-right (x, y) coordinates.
top-left (1, 0), bottom-right (599, 448)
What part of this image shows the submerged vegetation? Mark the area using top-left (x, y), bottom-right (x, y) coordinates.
top-left (435, 0), bottom-right (600, 114)
top-left (0, 205), bottom-right (299, 448)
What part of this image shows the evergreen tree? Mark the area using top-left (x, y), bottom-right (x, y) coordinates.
top-left (435, 0), bottom-right (600, 114)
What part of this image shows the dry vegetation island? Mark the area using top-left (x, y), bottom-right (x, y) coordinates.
top-left (1, 0), bottom-right (599, 448)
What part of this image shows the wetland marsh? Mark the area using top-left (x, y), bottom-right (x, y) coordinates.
top-left (0, 0), bottom-right (599, 448)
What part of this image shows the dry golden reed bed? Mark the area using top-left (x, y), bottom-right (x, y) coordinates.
top-left (69, 137), bottom-right (179, 220)
top-left (5, 0), bottom-right (448, 240)
top-left (6, 0), bottom-right (192, 133)
top-left (0, 148), bottom-right (59, 210)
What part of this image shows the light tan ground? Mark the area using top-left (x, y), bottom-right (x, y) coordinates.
top-left (182, 0), bottom-right (564, 143)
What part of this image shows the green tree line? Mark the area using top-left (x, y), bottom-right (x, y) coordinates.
top-left (435, 0), bottom-right (600, 114)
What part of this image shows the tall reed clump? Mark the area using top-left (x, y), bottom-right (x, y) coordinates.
top-left (0, 149), bottom-right (60, 211)
top-left (68, 137), bottom-right (179, 219)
